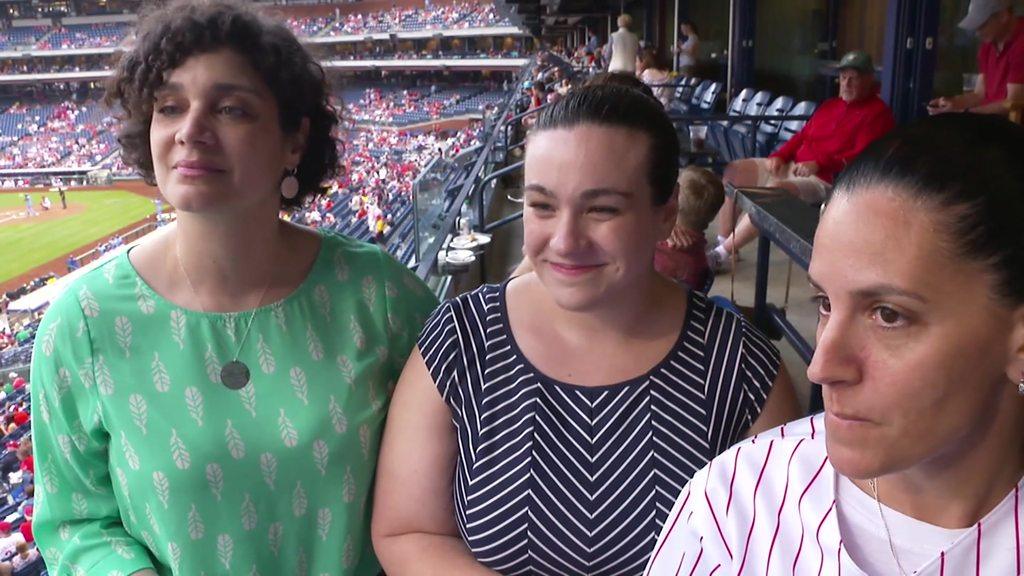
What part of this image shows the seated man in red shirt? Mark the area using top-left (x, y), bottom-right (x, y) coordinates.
top-left (710, 50), bottom-right (894, 270)
top-left (928, 0), bottom-right (1023, 116)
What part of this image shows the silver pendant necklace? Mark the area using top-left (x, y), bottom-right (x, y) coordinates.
top-left (868, 478), bottom-right (910, 576)
top-left (176, 245), bottom-right (271, 390)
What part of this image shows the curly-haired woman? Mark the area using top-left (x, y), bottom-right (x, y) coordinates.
top-left (29, 1), bottom-right (437, 574)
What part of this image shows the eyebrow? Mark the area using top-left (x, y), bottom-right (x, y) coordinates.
top-left (523, 184), bottom-right (633, 200)
top-left (807, 276), bottom-right (929, 304)
top-left (155, 82), bottom-right (265, 99)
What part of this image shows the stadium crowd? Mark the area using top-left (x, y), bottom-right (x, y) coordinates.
top-left (0, 3), bottom-right (508, 52)
top-left (289, 121), bottom-right (481, 243)
top-left (326, 1), bottom-right (509, 36)
top-left (0, 100), bottom-right (117, 170)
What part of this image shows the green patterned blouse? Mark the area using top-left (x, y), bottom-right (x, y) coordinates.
top-left (30, 230), bottom-right (438, 576)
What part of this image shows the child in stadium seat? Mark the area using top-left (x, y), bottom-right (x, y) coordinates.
top-left (654, 166), bottom-right (724, 292)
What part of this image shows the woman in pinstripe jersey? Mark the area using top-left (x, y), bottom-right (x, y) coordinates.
top-left (647, 114), bottom-right (1024, 576)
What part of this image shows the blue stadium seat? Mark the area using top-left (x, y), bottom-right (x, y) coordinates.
top-left (708, 88), bottom-right (755, 161)
top-left (772, 100), bottom-right (818, 153)
top-left (721, 89), bottom-right (774, 161)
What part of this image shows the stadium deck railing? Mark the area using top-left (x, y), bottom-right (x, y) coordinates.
top-left (413, 63), bottom-right (531, 296)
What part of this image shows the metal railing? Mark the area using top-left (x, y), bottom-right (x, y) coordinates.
top-left (413, 65), bottom-right (533, 284)
top-left (73, 220), bottom-right (159, 268)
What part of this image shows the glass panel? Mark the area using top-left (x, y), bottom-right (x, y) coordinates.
top-left (685, 1), bottom-right (730, 81)
top-left (837, 0), bottom-right (887, 65)
top-left (754, 0), bottom-right (829, 101)
top-left (412, 156), bottom-right (458, 266)
top-left (934, 0), bottom-right (978, 98)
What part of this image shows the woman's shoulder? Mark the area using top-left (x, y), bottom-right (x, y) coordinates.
top-left (431, 282), bottom-right (503, 319)
top-left (705, 413), bottom-right (828, 484)
top-left (318, 230), bottom-right (413, 280)
top-left (44, 251), bottom-right (134, 318)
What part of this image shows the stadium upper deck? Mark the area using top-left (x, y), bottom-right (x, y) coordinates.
top-left (0, 2), bottom-right (519, 55)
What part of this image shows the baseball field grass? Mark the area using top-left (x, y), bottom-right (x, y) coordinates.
top-left (0, 189), bottom-right (155, 284)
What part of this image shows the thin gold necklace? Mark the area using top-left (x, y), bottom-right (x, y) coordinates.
top-left (868, 478), bottom-right (910, 576)
top-left (176, 244), bottom-right (270, 390)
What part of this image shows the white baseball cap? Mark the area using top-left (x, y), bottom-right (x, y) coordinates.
top-left (959, 0), bottom-right (1013, 31)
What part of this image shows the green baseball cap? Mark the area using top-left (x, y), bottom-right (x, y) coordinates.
top-left (836, 50), bottom-right (874, 74)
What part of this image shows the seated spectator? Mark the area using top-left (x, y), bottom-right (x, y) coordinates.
top-left (17, 485), bottom-right (32, 517)
top-left (710, 50), bottom-right (895, 271)
top-left (10, 409), bottom-right (27, 429)
top-left (15, 441), bottom-right (32, 478)
top-left (17, 515), bottom-right (30, 546)
top-left (0, 523), bottom-right (25, 562)
top-left (928, 0), bottom-right (1023, 116)
top-left (372, 85), bottom-right (800, 575)
top-left (637, 48), bottom-right (672, 108)
top-left (646, 114), bottom-right (1024, 575)
top-left (521, 81), bottom-right (547, 128)
top-left (9, 542), bottom-right (37, 571)
top-left (654, 166), bottom-right (725, 291)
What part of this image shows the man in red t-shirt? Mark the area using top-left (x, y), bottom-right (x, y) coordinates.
top-left (710, 50), bottom-right (895, 270)
top-left (929, 0), bottom-right (1023, 115)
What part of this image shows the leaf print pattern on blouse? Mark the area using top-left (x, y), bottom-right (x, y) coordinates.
top-left (184, 386), bottom-right (204, 427)
top-left (257, 333), bottom-right (276, 374)
top-left (292, 481), bottom-right (308, 518)
top-left (121, 432), bottom-right (140, 470)
top-left (329, 395), bottom-right (348, 434)
top-left (204, 344), bottom-right (221, 384)
top-left (260, 453), bottom-right (277, 491)
top-left (115, 316), bottom-right (132, 357)
top-left (362, 276), bottom-right (377, 309)
top-left (314, 285), bottom-right (331, 320)
top-left (129, 394), bottom-right (148, 435)
top-left (42, 315), bottom-right (60, 356)
top-left (95, 355), bottom-right (115, 395)
top-left (78, 285), bottom-right (100, 318)
top-left (241, 493), bottom-right (258, 531)
top-left (239, 382), bottom-right (257, 418)
top-left (313, 439), bottom-right (329, 476)
top-left (267, 522), bottom-right (283, 557)
top-left (152, 352), bottom-right (171, 392)
top-left (218, 533), bottom-right (234, 570)
top-left (206, 463), bottom-right (224, 501)
top-left (306, 323), bottom-right (324, 361)
top-left (187, 504), bottom-right (205, 540)
top-left (153, 472), bottom-right (170, 509)
top-left (136, 278), bottom-right (156, 315)
top-left (225, 420), bottom-right (246, 460)
top-left (31, 236), bottom-right (438, 576)
top-left (278, 409), bottom-right (299, 448)
top-left (170, 429), bottom-right (191, 470)
top-left (317, 508), bottom-right (332, 541)
top-left (290, 367), bottom-right (309, 405)
top-left (170, 310), bottom-right (186, 349)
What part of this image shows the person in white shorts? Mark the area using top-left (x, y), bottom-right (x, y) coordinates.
top-left (709, 50), bottom-right (894, 271)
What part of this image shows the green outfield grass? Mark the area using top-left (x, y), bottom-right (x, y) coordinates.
top-left (0, 190), bottom-right (155, 284)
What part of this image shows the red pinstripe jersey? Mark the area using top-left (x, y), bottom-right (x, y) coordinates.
top-left (645, 414), bottom-right (1024, 576)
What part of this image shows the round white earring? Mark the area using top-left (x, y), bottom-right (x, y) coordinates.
top-left (280, 168), bottom-right (299, 200)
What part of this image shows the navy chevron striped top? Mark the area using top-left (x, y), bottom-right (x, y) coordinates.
top-left (417, 282), bottom-right (782, 576)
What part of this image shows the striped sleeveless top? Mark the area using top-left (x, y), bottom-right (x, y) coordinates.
top-left (417, 282), bottom-right (782, 575)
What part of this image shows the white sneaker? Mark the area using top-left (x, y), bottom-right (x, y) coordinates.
top-left (706, 247), bottom-right (729, 273)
